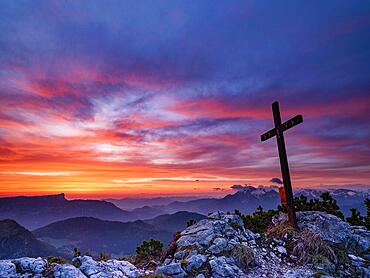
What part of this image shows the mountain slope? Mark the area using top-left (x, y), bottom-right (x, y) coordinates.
top-left (33, 217), bottom-right (172, 258)
top-left (0, 219), bottom-right (58, 259)
top-left (0, 193), bottom-right (133, 229)
top-left (32, 211), bottom-right (205, 258)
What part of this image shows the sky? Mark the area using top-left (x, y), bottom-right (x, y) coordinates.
top-left (0, 0), bottom-right (369, 198)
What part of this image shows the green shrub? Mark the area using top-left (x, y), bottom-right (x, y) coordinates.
top-left (235, 207), bottom-right (278, 233)
top-left (365, 198), bottom-right (370, 229)
top-left (345, 198), bottom-right (370, 229)
top-left (278, 192), bottom-right (344, 219)
top-left (346, 208), bottom-right (365, 226)
top-left (47, 256), bottom-right (65, 265)
top-left (97, 252), bottom-right (109, 261)
top-left (186, 219), bottom-right (197, 227)
top-left (73, 247), bottom-right (81, 257)
top-left (135, 238), bottom-right (163, 264)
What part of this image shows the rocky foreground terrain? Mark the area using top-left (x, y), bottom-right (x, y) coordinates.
top-left (0, 211), bottom-right (369, 277)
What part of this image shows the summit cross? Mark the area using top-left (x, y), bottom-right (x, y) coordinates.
top-left (261, 101), bottom-right (303, 228)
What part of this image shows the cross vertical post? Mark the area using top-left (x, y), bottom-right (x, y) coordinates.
top-left (272, 101), bottom-right (297, 229)
top-left (261, 101), bottom-right (303, 229)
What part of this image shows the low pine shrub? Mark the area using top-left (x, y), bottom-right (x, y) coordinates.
top-left (97, 252), bottom-right (110, 261)
top-left (186, 219), bottom-right (197, 227)
top-left (73, 247), bottom-right (81, 257)
top-left (135, 238), bottom-right (163, 265)
top-left (47, 256), bottom-right (65, 265)
top-left (346, 208), bottom-right (365, 226)
top-left (278, 192), bottom-right (344, 219)
top-left (235, 206), bottom-right (278, 233)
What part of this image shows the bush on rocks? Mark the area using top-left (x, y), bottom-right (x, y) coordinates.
top-left (279, 192), bottom-right (345, 220)
top-left (47, 255), bottom-right (65, 265)
top-left (97, 252), bottom-right (110, 262)
top-left (136, 239), bottom-right (164, 265)
top-left (235, 206), bottom-right (278, 233)
top-left (186, 219), bottom-right (197, 227)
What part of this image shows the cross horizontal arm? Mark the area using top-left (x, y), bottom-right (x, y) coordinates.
top-left (261, 128), bottom-right (276, 141)
top-left (260, 114), bottom-right (303, 142)
top-left (281, 114), bottom-right (303, 132)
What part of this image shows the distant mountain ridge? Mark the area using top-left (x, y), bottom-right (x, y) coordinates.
top-left (1, 187), bottom-right (367, 230)
top-left (0, 193), bottom-right (133, 229)
top-left (106, 196), bottom-right (202, 210)
top-left (125, 186), bottom-right (368, 217)
top-left (143, 185), bottom-right (281, 216)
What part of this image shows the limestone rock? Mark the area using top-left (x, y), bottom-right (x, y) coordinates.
top-left (156, 263), bottom-right (186, 277)
top-left (13, 257), bottom-right (48, 274)
top-left (296, 212), bottom-right (353, 245)
top-left (276, 246), bottom-right (287, 254)
top-left (53, 264), bottom-right (86, 278)
top-left (209, 256), bottom-right (246, 278)
top-left (0, 256), bottom-right (138, 278)
top-left (350, 225), bottom-right (370, 254)
top-left (185, 254), bottom-right (206, 272)
top-left (73, 256), bottom-right (138, 278)
top-left (0, 260), bottom-right (17, 277)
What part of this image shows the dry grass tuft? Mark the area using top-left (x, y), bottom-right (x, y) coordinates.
top-left (230, 244), bottom-right (255, 270)
top-left (292, 229), bottom-right (336, 265)
top-left (267, 223), bottom-right (298, 239)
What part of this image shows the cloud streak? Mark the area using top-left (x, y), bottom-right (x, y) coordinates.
top-left (1, 172), bottom-right (72, 176)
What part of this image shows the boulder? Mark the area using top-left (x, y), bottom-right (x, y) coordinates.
top-left (350, 226), bottom-right (370, 254)
top-left (156, 263), bottom-right (186, 277)
top-left (186, 254), bottom-right (207, 272)
top-left (209, 256), bottom-right (246, 278)
top-left (13, 257), bottom-right (48, 274)
top-left (0, 256), bottom-right (138, 278)
top-left (73, 256), bottom-right (138, 278)
top-left (0, 260), bottom-right (17, 277)
top-left (53, 264), bottom-right (86, 278)
top-left (296, 212), bottom-right (352, 245)
top-left (276, 246), bottom-right (287, 254)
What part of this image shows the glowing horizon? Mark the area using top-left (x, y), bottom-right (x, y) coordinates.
top-left (0, 1), bottom-right (369, 198)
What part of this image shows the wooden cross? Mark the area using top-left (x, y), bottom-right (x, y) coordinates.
top-left (261, 101), bottom-right (303, 228)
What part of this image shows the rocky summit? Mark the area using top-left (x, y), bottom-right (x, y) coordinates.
top-left (0, 211), bottom-right (369, 278)
top-left (156, 211), bottom-right (314, 278)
